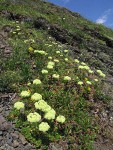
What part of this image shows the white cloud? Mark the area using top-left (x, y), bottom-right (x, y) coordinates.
top-left (96, 9), bottom-right (113, 24)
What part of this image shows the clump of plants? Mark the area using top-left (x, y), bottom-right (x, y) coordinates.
top-left (8, 21), bottom-right (106, 149)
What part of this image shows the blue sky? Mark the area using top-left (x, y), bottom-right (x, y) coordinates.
top-left (47, 0), bottom-right (113, 29)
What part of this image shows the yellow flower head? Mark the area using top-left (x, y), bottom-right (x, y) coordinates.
top-left (48, 56), bottom-right (52, 60)
top-left (75, 59), bottom-right (79, 63)
top-left (56, 115), bottom-right (66, 123)
top-left (56, 51), bottom-right (60, 54)
top-left (20, 91), bottom-right (30, 98)
top-left (41, 69), bottom-right (48, 74)
top-left (78, 81), bottom-right (83, 85)
top-left (44, 109), bottom-right (56, 120)
top-left (64, 76), bottom-right (71, 81)
top-left (54, 59), bottom-right (59, 63)
top-left (47, 65), bottom-right (54, 70)
top-left (86, 81), bottom-right (92, 85)
top-left (33, 79), bottom-right (42, 85)
top-left (39, 122), bottom-right (50, 132)
top-left (48, 61), bottom-right (55, 66)
top-left (94, 79), bottom-right (98, 82)
top-left (27, 112), bottom-right (41, 123)
top-left (29, 47), bottom-right (33, 53)
top-left (31, 93), bottom-right (42, 101)
top-left (52, 74), bottom-right (59, 79)
top-left (14, 102), bottom-right (24, 110)
top-left (34, 50), bottom-right (47, 55)
top-left (64, 58), bottom-right (69, 62)
top-left (64, 50), bottom-right (69, 53)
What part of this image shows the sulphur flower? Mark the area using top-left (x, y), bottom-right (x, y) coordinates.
top-left (54, 59), bottom-right (59, 63)
top-left (27, 112), bottom-right (41, 123)
top-left (97, 70), bottom-right (106, 77)
top-left (83, 66), bottom-right (90, 70)
top-left (64, 58), bottom-right (69, 62)
top-left (78, 65), bottom-right (84, 69)
top-left (20, 91), bottom-right (30, 98)
top-left (56, 51), bottom-right (60, 54)
top-left (56, 115), bottom-right (66, 123)
top-left (27, 82), bottom-right (31, 86)
top-left (88, 70), bottom-right (94, 74)
top-left (48, 56), bottom-right (52, 60)
top-left (48, 61), bottom-right (55, 66)
top-left (47, 65), bottom-right (53, 69)
top-left (64, 50), bottom-right (69, 53)
top-left (78, 81), bottom-right (83, 85)
top-left (41, 69), bottom-right (48, 74)
top-left (94, 79), bottom-right (98, 82)
top-left (14, 102), bottom-right (24, 110)
top-left (39, 122), bottom-right (50, 132)
top-left (34, 50), bottom-right (47, 55)
top-left (86, 81), bottom-right (92, 85)
top-left (44, 109), bottom-right (56, 120)
top-left (35, 100), bottom-right (47, 110)
top-left (52, 74), bottom-right (59, 79)
top-left (74, 59), bottom-right (79, 63)
top-left (29, 47), bottom-right (33, 53)
top-left (33, 79), bottom-right (42, 85)
top-left (31, 93), bottom-right (42, 101)
top-left (64, 76), bottom-right (71, 81)
top-left (81, 62), bottom-right (86, 66)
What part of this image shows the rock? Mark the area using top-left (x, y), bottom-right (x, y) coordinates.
top-left (0, 131), bottom-right (3, 135)
top-left (11, 132), bottom-right (19, 139)
top-left (48, 143), bottom-right (63, 150)
top-left (19, 133), bottom-right (27, 145)
top-left (0, 115), bottom-right (6, 124)
top-left (1, 122), bottom-right (11, 131)
top-left (13, 140), bottom-right (19, 148)
top-left (0, 107), bottom-right (3, 113)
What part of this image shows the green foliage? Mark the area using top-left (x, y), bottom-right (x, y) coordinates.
top-left (1, 0), bottom-right (112, 149)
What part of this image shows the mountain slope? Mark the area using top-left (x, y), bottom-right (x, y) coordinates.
top-left (0, 0), bottom-right (113, 150)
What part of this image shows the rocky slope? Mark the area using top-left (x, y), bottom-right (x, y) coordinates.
top-left (0, 0), bottom-right (113, 150)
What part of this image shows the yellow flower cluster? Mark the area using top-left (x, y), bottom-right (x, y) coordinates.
top-left (52, 74), bottom-right (59, 79)
top-left (64, 58), bottom-right (69, 62)
top-left (35, 100), bottom-right (51, 112)
top-left (47, 61), bottom-right (55, 70)
top-left (97, 70), bottom-right (106, 77)
top-left (56, 51), bottom-right (60, 54)
top-left (54, 59), bottom-right (59, 63)
top-left (64, 76), bottom-right (71, 81)
top-left (34, 50), bottom-right (47, 55)
top-left (33, 79), bottom-right (42, 85)
top-left (31, 93), bottom-right (42, 101)
top-left (44, 109), bottom-right (56, 120)
top-left (27, 112), bottom-right (41, 123)
top-left (64, 50), bottom-right (69, 53)
top-left (56, 115), bottom-right (66, 123)
top-left (78, 81), bottom-right (83, 85)
top-left (39, 122), bottom-right (50, 132)
top-left (20, 91), bottom-right (30, 98)
top-left (41, 69), bottom-right (48, 74)
top-left (14, 102), bottom-right (24, 110)
top-left (74, 59), bottom-right (79, 63)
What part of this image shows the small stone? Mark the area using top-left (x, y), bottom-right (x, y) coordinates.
top-left (19, 133), bottom-right (27, 145)
top-left (0, 107), bottom-right (3, 113)
top-left (0, 131), bottom-right (3, 135)
top-left (11, 132), bottom-right (19, 139)
top-left (0, 115), bottom-right (5, 124)
top-left (13, 140), bottom-right (19, 148)
top-left (2, 122), bottom-right (11, 131)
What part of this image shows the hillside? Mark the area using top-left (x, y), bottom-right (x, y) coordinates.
top-left (0, 0), bottom-right (113, 149)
